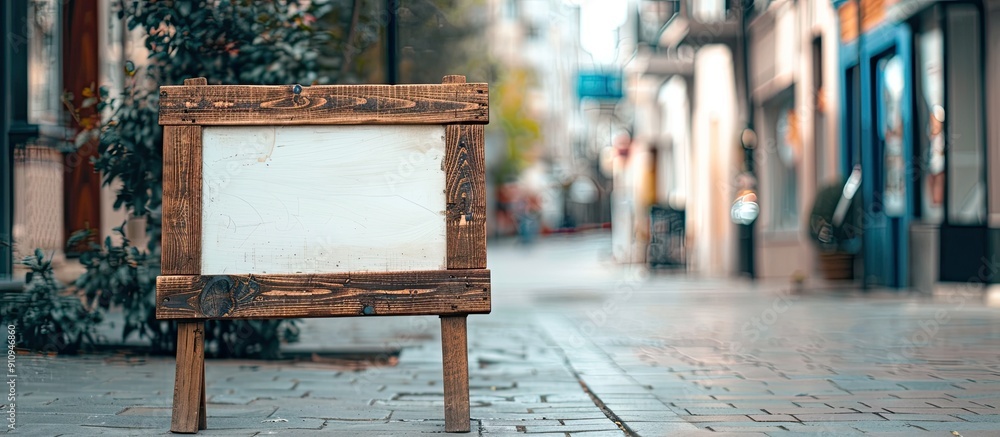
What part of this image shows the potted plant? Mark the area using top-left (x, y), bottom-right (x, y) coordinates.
top-left (807, 179), bottom-right (863, 280)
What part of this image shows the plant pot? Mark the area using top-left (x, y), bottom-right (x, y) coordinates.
top-left (817, 252), bottom-right (854, 281)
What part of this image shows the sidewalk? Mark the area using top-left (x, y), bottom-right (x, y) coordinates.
top-left (9, 232), bottom-right (1000, 435)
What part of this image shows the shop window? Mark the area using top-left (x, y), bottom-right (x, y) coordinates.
top-left (767, 98), bottom-right (800, 231)
top-left (913, 8), bottom-right (944, 223)
top-left (944, 5), bottom-right (985, 225)
top-left (877, 55), bottom-right (906, 218)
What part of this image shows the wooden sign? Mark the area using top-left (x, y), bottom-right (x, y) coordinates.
top-left (156, 76), bottom-right (490, 433)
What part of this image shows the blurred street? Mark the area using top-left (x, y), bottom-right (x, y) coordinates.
top-left (10, 232), bottom-right (1000, 436)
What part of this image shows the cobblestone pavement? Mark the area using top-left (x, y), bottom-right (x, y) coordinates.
top-left (6, 233), bottom-right (1000, 436)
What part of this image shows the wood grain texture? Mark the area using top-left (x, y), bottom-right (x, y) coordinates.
top-left (199, 375), bottom-right (207, 430)
top-left (158, 83), bottom-right (489, 126)
top-left (171, 321), bottom-right (205, 433)
top-left (445, 124), bottom-right (487, 269)
top-left (440, 315), bottom-right (470, 432)
top-left (162, 124), bottom-right (203, 275)
top-left (156, 270), bottom-right (491, 319)
top-left (200, 125), bottom-right (447, 275)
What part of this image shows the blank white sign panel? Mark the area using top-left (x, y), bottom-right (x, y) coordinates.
top-left (201, 125), bottom-right (447, 275)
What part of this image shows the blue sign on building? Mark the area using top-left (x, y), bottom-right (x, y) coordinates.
top-left (577, 72), bottom-right (623, 100)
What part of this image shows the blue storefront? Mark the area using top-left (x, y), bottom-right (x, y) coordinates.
top-left (834, 0), bottom-right (997, 289)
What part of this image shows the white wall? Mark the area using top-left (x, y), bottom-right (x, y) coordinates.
top-left (689, 45), bottom-right (739, 276)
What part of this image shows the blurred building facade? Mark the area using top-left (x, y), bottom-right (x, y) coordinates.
top-left (747, 0), bottom-right (841, 280)
top-left (1, 0), bottom-right (142, 283)
top-left (833, 0), bottom-right (1000, 290)
top-left (4, 0), bottom-right (997, 292)
top-left (624, 0), bottom-right (756, 274)
top-left (618, 0), bottom-right (1000, 289)
top-left (485, 0), bottom-right (613, 238)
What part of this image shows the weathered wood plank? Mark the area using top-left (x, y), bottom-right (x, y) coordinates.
top-left (199, 373), bottom-right (207, 430)
top-left (156, 270), bottom-right (491, 319)
top-left (171, 321), bottom-right (205, 433)
top-left (200, 125), bottom-right (447, 275)
top-left (445, 124), bottom-right (487, 269)
top-left (442, 75), bottom-right (486, 269)
top-left (162, 81), bottom-right (204, 275)
top-left (440, 315), bottom-right (471, 432)
top-left (158, 83), bottom-right (489, 126)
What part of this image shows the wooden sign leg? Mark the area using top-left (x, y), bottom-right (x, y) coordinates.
top-left (199, 371), bottom-right (207, 430)
top-left (440, 315), bottom-right (471, 432)
top-left (171, 321), bottom-right (206, 433)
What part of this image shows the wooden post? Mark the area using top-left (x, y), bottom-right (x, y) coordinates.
top-left (165, 77), bottom-right (208, 434)
top-left (440, 315), bottom-right (470, 432)
top-left (441, 74), bottom-right (474, 433)
top-left (199, 373), bottom-right (207, 430)
top-left (171, 321), bottom-right (206, 433)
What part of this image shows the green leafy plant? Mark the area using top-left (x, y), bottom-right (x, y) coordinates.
top-left (491, 68), bottom-right (541, 184)
top-left (0, 250), bottom-right (100, 353)
top-left (70, 225), bottom-right (168, 351)
top-left (63, 0), bottom-right (381, 358)
top-left (205, 319), bottom-right (300, 359)
top-left (807, 182), bottom-right (863, 254)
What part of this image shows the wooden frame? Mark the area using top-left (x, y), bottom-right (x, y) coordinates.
top-left (158, 76), bottom-right (489, 434)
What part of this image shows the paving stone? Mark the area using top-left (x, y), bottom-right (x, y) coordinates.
top-left (481, 418), bottom-right (562, 426)
top-left (913, 422), bottom-right (1000, 431)
top-left (522, 423), bottom-right (621, 433)
top-left (885, 407), bottom-right (972, 414)
top-left (878, 413), bottom-right (963, 421)
top-left (768, 422), bottom-right (865, 435)
top-left (685, 407), bottom-right (766, 415)
top-left (963, 408), bottom-right (1000, 415)
top-left (670, 401), bottom-right (734, 409)
top-left (121, 405), bottom-right (278, 418)
top-left (320, 419), bottom-right (447, 432)
top-left (18, 413), bottom-right (117, 426)
top-left (862, 399), bottom-right (951, 408)
top-left (17, 236), bottom-right (1000, 436)
top-left (682, 415), bottom-right (754, 423)
top-left (626, 421), bottom-right (700, 436)
top-left (896, 381), bottom-right (963, 391)
top-left (545, 393), bottom-right (594, 403)
top-left (613, 412), bottom-right (688, 422)
top-left (763, 407), bottom-right (857, 415)
top-left (748, 414), bottom-right (798, 422)
top-left (208, 394), bottom-right (257, 405)
top-left (706, 424), bottom-right (787, 432)
top-left (480, 424), bottom-right (521, 434)
top-left (278, 405), bottom-right (391, 421)
top-left (830, 380), bottom-right (904, 392)
top-left (845, 433), bottom-right (938, 437)
top-left (600, 400), bottom-right (669, 411)
top-left (792, 413), bottom-right (887, 422)
top-left (82, 414), bottom-right (165, 429)
top-left (955, 414), bottom-right (1000, 422)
